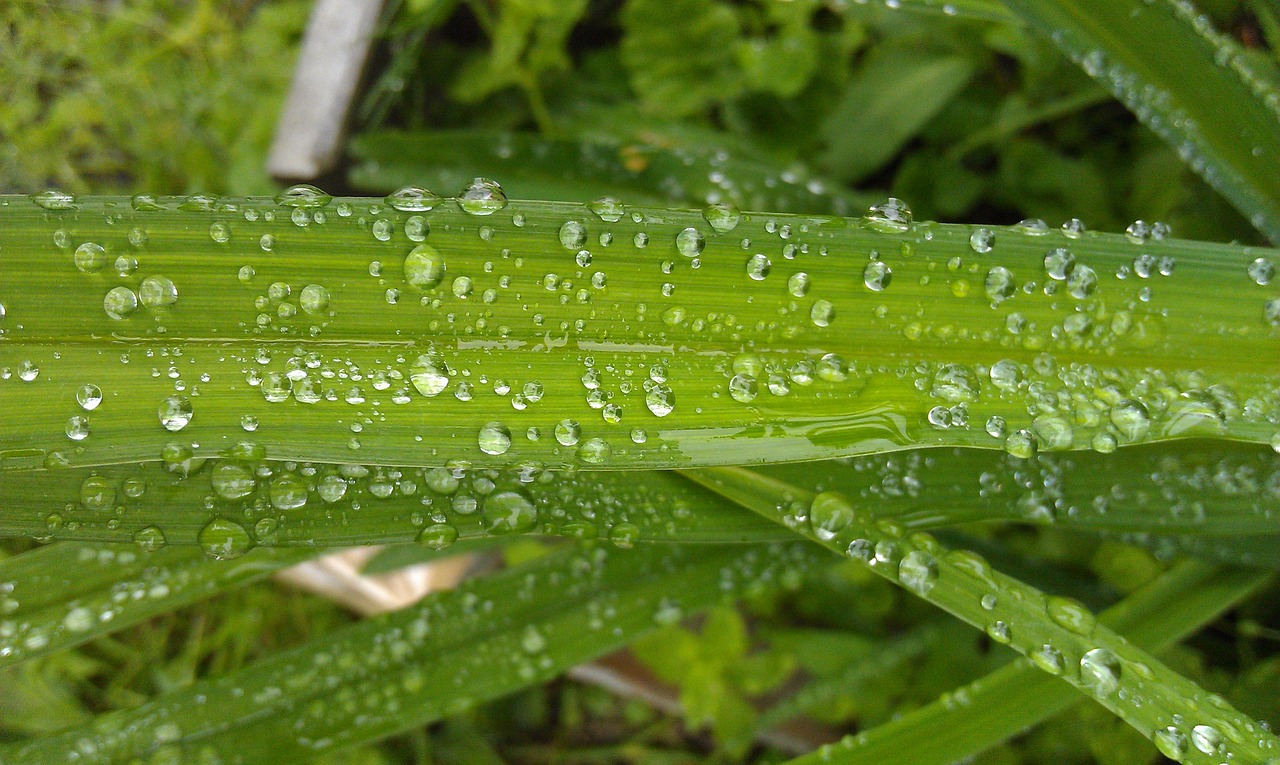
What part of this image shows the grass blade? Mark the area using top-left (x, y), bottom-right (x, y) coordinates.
top-left (789, 559), bottom-right (1271, 765)
top-left (0, 541), bottom-right (824, 764)
top-left (0, 194), bottom-right (1276, 474)
top-left (1000, 0), bottom-right (1280, 243)
top-left (0, 543), bottom-right (314, 668)
top-left (0, 462), bottom-right (785, 549)
top-left (684, 467), bottom-right (1280, 764)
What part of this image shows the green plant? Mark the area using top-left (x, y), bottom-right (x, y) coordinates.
top-left (1, 1), bottom-right (1278, 764)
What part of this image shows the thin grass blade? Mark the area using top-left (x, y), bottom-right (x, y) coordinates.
top-left (684, 467), bottom-right (1280, 763)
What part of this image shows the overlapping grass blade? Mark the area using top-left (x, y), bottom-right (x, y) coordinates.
top-left (785, 559), bottom-right (1271, 765)
top-left (684, 467), bottom-right (1280, 764)
top-left (0, 462), bottom-right (785, 548)
top-left (350, 130), bottom-right (869, 215)
top-left (0, 543), bottom-right (314, 668)
top-left (0, 541), bottom-right (824, 765)
top-left (762, 440), bottom-right (1280, 536)
top-left (0, 194), bottom-right (1276, 475)
top-left (1000, 0), bottom-right (1280, 243)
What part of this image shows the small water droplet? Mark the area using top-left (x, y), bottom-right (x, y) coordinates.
top-left (65, 416), bottom-right (90, 441)
top-left (76, 384), bottom-right (102, 411)
top-left (158, 395), bottom-right (193, 432)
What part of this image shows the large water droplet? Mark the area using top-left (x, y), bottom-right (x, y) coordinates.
top-left (1079, 648), bottom-right (1122, 697)
top-left (703, 202), bottom-right (742, 233)
top-left (269, 473), bottom-right (309, 510)
top-left (139, 276), bottom-right (178, 309)
top-left (404, 243), bottom-right (446, 289)
top-left (158, 395), bottom-right (193, 432)
top-left (1153, 726), bottom-right (1189, 762)
top-left (478, 422), bottom-right (512, 455)
top-left (275, 184), bottom-right (332, 208)
top-left (559, 220), bottom-right (587, 249)
top-left (863, 260), bottom-right (892, 291)
top-left (483, 490), bottom-right (537, 534)
top-left (746, 253), bottom-right (771, 280)
top-left (385, 185), bottom-right (441, 212)
top-left (646, 384), bottom-right (675, 417)
top-left (899, 550), bottom-right (939, 594)
top-left (74, 242), bottom-right (107, 273)
top-left (417, 523), bottom-right (458, 550)
top-left (32, 190), bottom-right (76, 210)
top-left (1109, 399), bottom-right (1150, 441)
top-left (457, 178), bottom-right (507, 215)
top-left (675, 227), bottom-right (705, 257)
top-left (810, 491), bottom-right (855, 541)
top-left (969, 228), bottom-right (995, 253)
top-left (864, 198), bottom-right (912, 232)
top-left (299, 284), bottom-right (330, 314)
top-left (1046, 596), bottom-right (1096, 635)
top-left (198, 518), bottom-right (253, 560)
top-left (588, 197), bottom-right (625, 222)
top-left (65, 416), bottom-right (90, 441)
top-left (76, 384), bottom-right (102, 411)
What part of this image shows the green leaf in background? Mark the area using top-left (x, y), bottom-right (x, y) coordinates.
top-left (1001, 0), bottom-right (1280, 244)
top-left (819, 47), bottom-right (977, 183)
top-left (0, 542), bottom-right (823, 765)
top-left (620, 0), bottom-right (742, 116)
top-left (0, 543), bottom-right (314, 668)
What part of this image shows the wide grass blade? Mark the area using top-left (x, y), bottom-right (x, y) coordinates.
top-left (787, 559), bottom-right (1271, 765)
top-left (0, 194), bottom-right (1276, 474)
top-left (0, 541), bottom-right (823, 764)
top-left (1000, 0), bottom-right (1280, 244)
top-left (0, 543), bottom-right (314, 668)
top-left (685, 467), bottom-right (1280, 763)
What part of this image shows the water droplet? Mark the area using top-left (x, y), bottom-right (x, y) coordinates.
top-left (198, 518), bottom-right (253, 560)
top-left (1004, 429), bottom-right (1035, 458)
top-left (810, 491), bottom-right (855, 541)
top-left (1248, 257), bottom-right (1275, 286)
top-left (578, 437), bottom-right (611, 464)
top-left (417, 523), bottom-right (458, 549)
top-left (810, 299), bottom-right (835, 327)
top-left (675, 227), bottom-right (705, 257)
top-left (1046, 596), bottom-right (1096, 636)
top-left (1066, 264), bottom-right (1097, 299)
top-left (1079, 648), bottom-right (1122, 696)
top-left (787, 272), bottom-right (810, 297)
top-left (932, 364), bottom-right (978, 403)
top-left (863, 261), bottom-right (892, 291)
top-left (588, 197), bottom-right (625, 222)
top-left (65, 416), bottom-right (90, 441)
top-left (483, 490), bottom-right (537, 534)
top-left (139, 276), bottom-right (178, 309)
top-left (74, 242), bottom-right (107, 273)
top-left (158, 395), bottom-right (193, 432)
top-left (899, 550), bottom-right (938, 594)
top-left (646, 384), bottom-right (674, 417)
top-left (1031, 415), bottom-right (1073, 451)
top-left (864, 198), bottom-right (912, 232)
top-left (478, 422), bottom-right (512, 455)
top-left (77, 384), bottom-right (102, 411)
top-left (555, 419), bottom-right (581, 446)
top-left (275, 184), bottom-right (332, 208)
top-left (1190, 724), bottom-right (1222, 755)
top-left (405, 215), bottom-right (430, 242)
top-left (385, 185), bottom-right (441, 212)
top-left (1061, 218), bottom-right (1086, 238)
top-left (986, 620), bottom-right (1012, 643)
top-left (559, 220), bottom-right (587, 249)
top-left (133, 526), bottom-right (166, 552)
top-left (31, 190), bottom-right (76, 210)
top-left (729, 373), bottom-right (758, 403)
top-left (211, 462), bottom-right (257, 500)
top-left (703, 202), bottom-right (742, 233)
top-left (299, 284), bottom-right (330, 315)
top-left (746, 253), bottom-right (771, 280)
top-left (1109, 399), bottom-right (1150, 441)
top-left (457, 178), bottom-right (507, 215)
top-left (969, 228), bottom-right (995, 253)
top-left (209, 221), bottom-right (231, 244)
top-left (130, 194), bottom-right (164, 212)
top-left (404, 243), bottom-right (446, 290)
top-left (1154, 726), bottom-right (1189, 762)
top-left (984, 266), bottom-right (1016, 302)
top-left (270, 473), bottom-right (308, 510)
top-left (1015, 218), bottom-right (1049, 235)
top-left (1031, 644), bottom-right (1066, 675)
top-left (1266, 297), bottom-right (1280, 325)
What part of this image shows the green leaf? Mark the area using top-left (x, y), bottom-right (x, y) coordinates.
top-left (819, 47), bottom-right (976, 182)
top-left (620, 0), bottom-right (742, 116)
top-left (0, 542), bottom-right (824, 764)
top-left (685, 467), bottom-right (1280, 764)
top-left (785, 559), bottom-right (1270, 765)
top-left (0, 543), bottom-right (313, 668)
top-left (1, 194), bottom-right (1276, 475)
top-left (736, 25), bottom-right (821, 98)
top-left (1000, 0), bottom-right (1280, 244)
